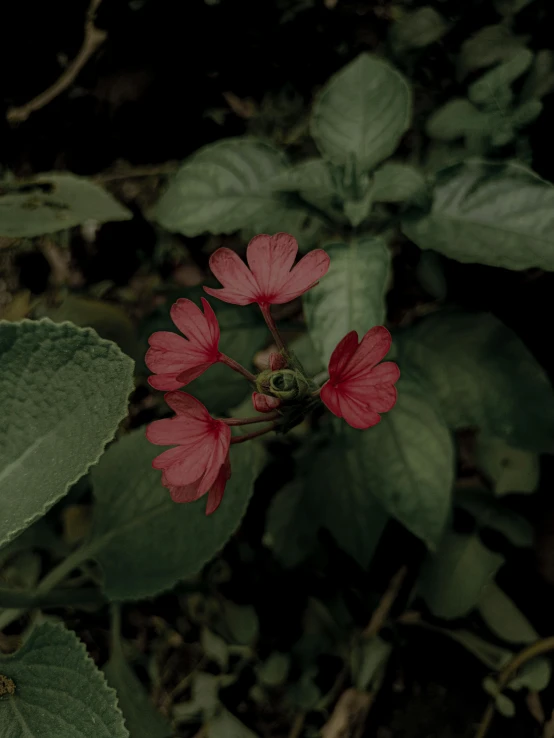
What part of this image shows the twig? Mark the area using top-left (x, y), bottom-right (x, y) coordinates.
top-left (362, 566), bottom-right (408, 639)
top-left (92, 163), bottom-right (180, 183)
top-left (475, 636), bottom-right (554, 738)
top-left (288, 713), bottom-right (305, 738)
top-left (7, 0), bottom-right (107, 123)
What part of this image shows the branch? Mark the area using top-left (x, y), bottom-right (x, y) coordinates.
top-left (6, 0), bottom-right (107, 123)
top-left (362, 566), bottom-right (408, 639)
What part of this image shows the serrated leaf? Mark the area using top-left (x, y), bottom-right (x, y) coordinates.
top-left (475, 436), bottom-right (539, 495)
top-left (419, 531), bottom-right (504, 618)
top-left (87, 429), bottom-right (262, 600)
top-left (154, 138), bottom-right (290, 237)
top-left (310, 53), bottom-right (412, 171)
top-left (478, 583), bottom-right (538, 643)
top-left (303, 237), bottom-right (391, 366)
top-left (372, 162), bottom-right (428, 204)
top-left (0, 174), bottom-right (131, 238)
top-left (396, 309), bottom-right (554, 452)
top-left (0, 621), bottom-right (128, 738)
top-left (36, 294), bottom-right (142, 361)
top-left (104, 644), bottom-right (171, 738)
top-left (0, 319), bottom-right (134, 548)
top-left (390, 7), bottom-right (450, 52)
top-left (139, 288), bottom-right (268, 414)
top-left (354, 373), bottom-right (454, 550)
top-left (207, 709), bottom-right (260, 738)
top-left (403, 161), bottom-right (554, 271)
top-left (455, 491), bottom-right (533, 547)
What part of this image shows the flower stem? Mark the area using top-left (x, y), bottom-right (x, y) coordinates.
top-left (223, 412), bottom-right (280, 426)
top-left (219, 353), bottom-right (257, 382)
top-left (230, 423), bottom-right (277, 444)
top-left (260, 305), bottom-right (287, 353)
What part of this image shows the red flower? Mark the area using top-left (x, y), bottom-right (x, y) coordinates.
top-left (146, 298), bottom-right (221, 391)
top-left (320, 327), bottom-right (400, 430)
top-left (204, 232), bottom-right (330, 306)
top-left (252, 392), bottom-right (282, 413)
top-left (146, 392), bottom-right (231, 514)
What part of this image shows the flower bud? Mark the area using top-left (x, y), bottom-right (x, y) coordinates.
top-left (252, 392), bottom-right (282, 413)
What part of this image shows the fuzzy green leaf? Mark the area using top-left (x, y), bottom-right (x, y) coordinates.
top-left (88, 429), bottom-right (262, 600)
top-left (311, 54), bottom-right (411, 171)
top-left (0, 622), bottom-right (128, 738)
top-left (0, 319), bottom-right (134, 548)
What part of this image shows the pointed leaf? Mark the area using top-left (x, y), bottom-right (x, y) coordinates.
top-left (0, 320), bottom-right (133, 548)
top-left (154, 138), bottom-right (291, 237)
top-left (478, 583), bottom-right (538, 643)
top-left (402, 161), bottom-right (554, 271)
top-left (390, 7), bottom-right (450, 52)
top-left (311, 54), bottom-right (412, 171)
top-left (304, 237), bottom-right (391, 365)
top-left (0, 621), bottom-right (128, 738)
top-left (0, 174), bottom-right (131, 238)
top-left (88, 429), bottom-right (262, 600)
top-left (397, 310), bottom-right (554, 452)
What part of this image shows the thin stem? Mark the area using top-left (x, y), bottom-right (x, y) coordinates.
top-left (475, 636), bottom-right (554, 738)
top-left (230, 423), bottom-right (277, 444)
top-left (0, 585), bottom-right (106, 610)
top-left (362, 566), bottom-right (408, 639)
top-left (219, 353), bottom-right (257, 383)
top-left (110, 603), bottom-right (123, 656)
top-left (260, 305), bottom-right (287, 353)
top-left (0, 544), bottom-right (90, 631)
top-left (222, 412), bottom-right (280, 426)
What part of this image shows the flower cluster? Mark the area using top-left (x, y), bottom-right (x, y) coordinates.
top-left (146, 233), bottom-right (399, 514)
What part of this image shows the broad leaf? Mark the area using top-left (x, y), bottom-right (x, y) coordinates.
top-left (87, 429), bottom-right (262, 600)
top-left (397, 309), bottom-right (554, 452)
top-left (475, 436), bottom-right (539, 495)
top-left (154, 138), bottom-right (291, 237)
top-left (354, 373), bottom-right (454, 549)
top-left (478, 583), bottom-right (538, 644)
top-left (310, 54), bottom-right (411, 172)
top-left (269, 159), bottom-right (338, 212)
top-left (419, 531), bottom-right (504, 618)
top-left (457, 25), bottom-right (525, 78)
top-left (0, 622), bottom-right (128, 737)
top-left (303, 237), bottom-right (391, 365)
top-left (402, 161), bottom-right (554, 271)
top-left (139, 288), bottom-right (268, 413)
top-left (390, 7), bottom-right (450, 52)
top-left (426, 99), bottom-right (484, 141)
top-left (104, 637), bottom-right (170, 738)
top-left (0, 174), bottom-right (131, 238)
top-left (0, 320), bottom-right (134, 548)
top-left (372, 162), bottom-right (428, 204)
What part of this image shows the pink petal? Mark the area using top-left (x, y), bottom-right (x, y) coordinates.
top-left (328, 331), bottom-right (359, 381)
top-left (148, 373), bottom-right (186, 391)
top-left (163, 391), bottom-right (212, 421)
top-left (274, 249), bottom-right (331, 304)
top-left (162, 439), bottom-right (217, 487)
top-left (176, 361), bottom-right (218, 386)
top-left (168, 478), bottom-right (205, 503)
top-left (205, 248), bottom-right (259, 305)
top-left (345, 361), bottom-right (400, 391)
top-left (148, 331), bottom-right (190, 352)
top-left (337, 392), bottom-right (382, 429)
top-left (342, 326), bottom-right (392, 380)
top-left (196, 424), bottom-right (232, 497)
top-left (252, 392), bottom-right (282, 413)
top-left (320, 381), bottom-right (344, 419)
top-left (246, 233), bottom-right (298, 299)
top-left (205, 456), bottom-right (232, 515)
top-left (146, 418), bottom-right (194, 447)
top-left (170, 298), bottom-right (220, 356)
top-left (343, 381), bottom-right (398, 413)
top-left (151, 445), bottom-right (186, 470)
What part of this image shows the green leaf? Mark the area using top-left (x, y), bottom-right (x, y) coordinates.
top-left (87, 429), bottom-right (262, 600)
top-left (269, 159), bottom-right (338, 212)
top-left (240, 203), bottom-right (327, 252)
top-left (310, 53), bottom-right (412, 171)
top-left (455, 491), bottom-right (533, 547)
top-left (426, 99), bottom-right (484, 141)
top-left (446, 630), bottom-right (512, 670)
top-left (419, 531), bottom-right (504, 618)
top-left (402, 160), bottom-right (554, 271)
top-left (201, 628), bottom-right (229, 671)
top-left (154, 138), bottom-right (291, 237)
top-left (509, 658), bottom-right (551, 692)
top-left (104, 642), bottom-right (170, 738)
top-left (350, 637), bottom-right (392, 691)
top-left (219, 601), bottom-right (259, 646)
top-left (36, 294), bottom-right (142, 362)
top-left (494, 0), bottom-right (536, 16)
top-left (0, 174), bottom-right (131, 238)
top-left (468, 50), bottom-right (533, 106)
top-left (478, 583), bottom-right (538, 643)
top-left (521, 50), bottom-right (554, 101)
top-left (266, 436), bottom-right (389, 569)
top-left (0, 319), bottom-right (133, 548)
top-left (457, 25), bottom-right (525, 78)
top-left (207, 708), bottom-right (260, 738)
top-left (139, 288), bottom-right (268, 414)
top-left (390, 7), bottom-right (450, 52)
top-left (0, 622), bottom-right (128, 737)
top-left (396, 309), bottom-right (554, 451)
top-left (372, 162), bottom-right (429, 204)
top-left (354, 373), bottom-right (454, 549)
top-left (475, 436), bottom-right (539, 496)
top-left (256, 653), bottom-right (290, 687)
top-left (303, 237), bottom-right (391, 365)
